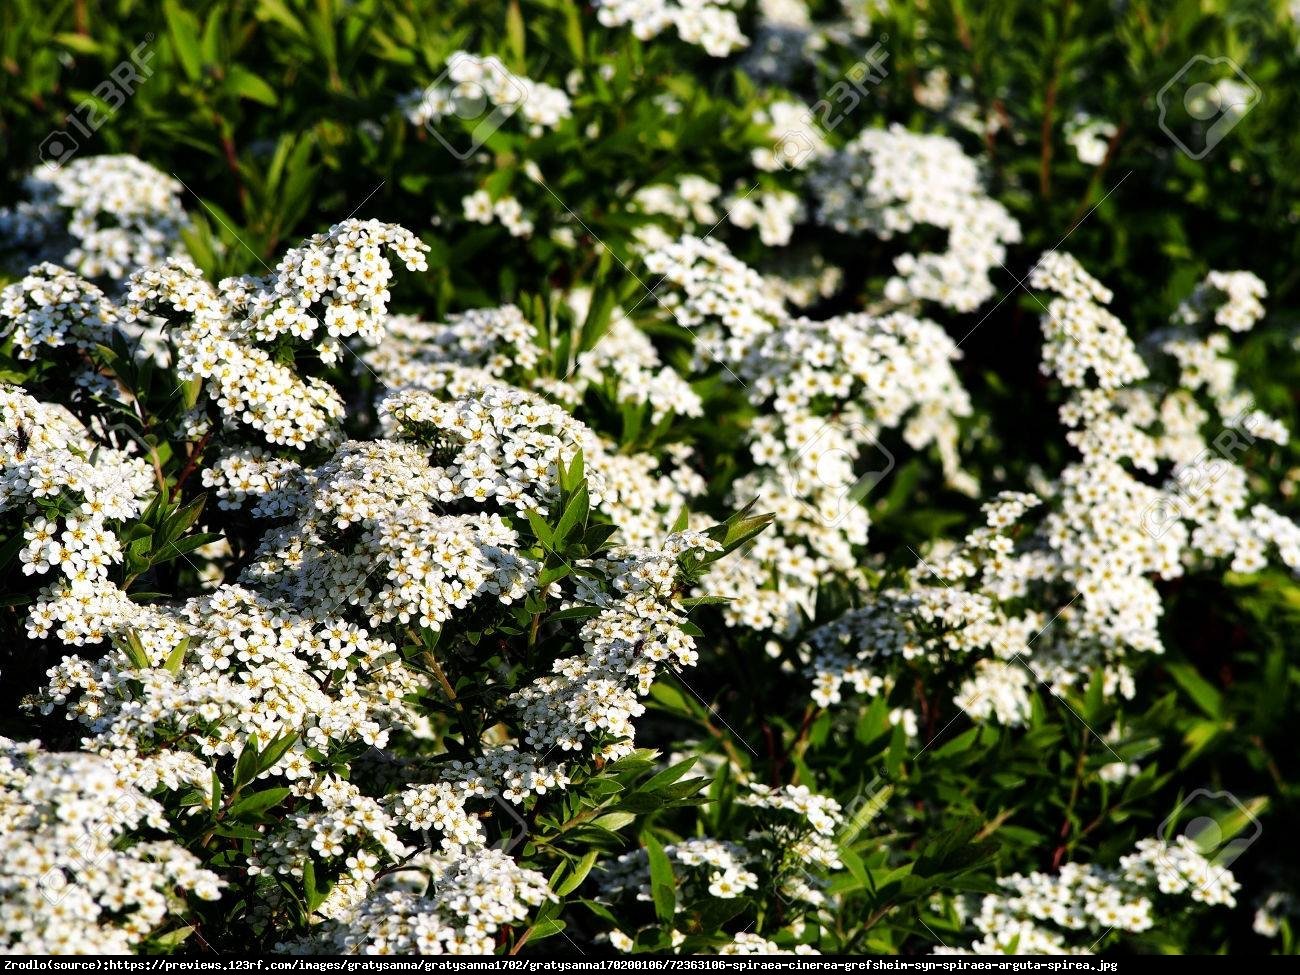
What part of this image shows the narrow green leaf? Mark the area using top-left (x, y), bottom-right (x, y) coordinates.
top-left (525, 510), bottom-right (554, 548)
top-left (1165, 662), bottom-right (1224, 720)
top-left (230, 787), bottom-right (292, 819)
top-left (256, 734), bottom-right (298, 776)
top-left (555, 850), bottom-right (599, 897)
top-left (233, 735), bottom-right (261, 790)
top-left (641, 757), bottom-right (698, 793)
top-left (162, 636), bottom-right (189, 675)
top-left (590, 811), bottom-right (637, 832)
top-left (227, 65), bottom-right (279, 105)
top-left (554, 483), bottom-right (589, 543)
top-left (164, 0), bottom-right (204, 81)
top-left (643, 833), bottom-right (676, 923)
top-left (122, 630), bottom-right (151, 669)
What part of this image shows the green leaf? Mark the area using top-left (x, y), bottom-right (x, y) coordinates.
top-left (122, 630), bottom-right (152, 669)
top-left (211, 822), bottom-right (264, 841)
top-left (549, 605), bottom-right (602, 622)
top-left (150, 926), bottom-right (195, 949)
top-left (671, 507), bottom-right (690, 534)
top-left (678, 595), bottom-right (730, 608)
top-left (54, 32), bottom-right (102, 54)
top-left (590, 811), bottom-right (637, 832)
top-left (227, 65), bottom-right (278, 105)
top-left (162, 636), bottom-right (190, 675)
top-left (554, 482), bottom-right (589, 543)
top-left (230, 787), bottom-right (291, 819)
top-left (580, 899), bottom-right (619, 925)
top-left (164, 0), bottom-right (204, 81)
top-left (525, 510), bottom-right (554, 548)
top-left (562, 450), bottom-right (585, 494)
top-left (1083, 668), bottom-right (1106, 724)
top-left (233, 735), bottom-right (261, 790)
top-left (151, 532), bottom-right (223, 566)
top-left (303, 859), bottom-right (331, 914)
top-left (527, 918), bottom-right (566, 941)
top-left (642, 833), bottom-right (677, 924)
top-left (1165, 662), bottom-right (1224, 720)
top-left (169, 494), bottom-right (209, 538)
top-left (641, 756), bottom-right (698, 793)
top-left (506, 1), bottom-right (526, 67)
top-left (539, 564), bottom-right (571, 587)
top-left (555, 850), bottom-right (599, 897)
top-left (256, 734), bottom-right (298, 776)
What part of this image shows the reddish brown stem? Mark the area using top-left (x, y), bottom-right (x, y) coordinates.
top-left (217, 124), bottom-right (250, 213)
top-left (172, 430), bottom-right (213, 499)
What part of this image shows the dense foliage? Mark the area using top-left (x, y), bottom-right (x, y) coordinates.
top-left (2, 0), bottom-right (1300, 956)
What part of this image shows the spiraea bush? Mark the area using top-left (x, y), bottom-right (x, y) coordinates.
top-left (2, 0), bottom-right (1300, 957)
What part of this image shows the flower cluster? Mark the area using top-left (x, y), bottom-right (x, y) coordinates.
top-left (1029, 251), bottom-right (1147, 390)
top-left (41, 585), bottom-right (421, 759)
top-left (240, 432), bottom-right (541, 629)
top-left (809, 124), bottom-right (1021, 311)
top-left (751, 100), bottom-right (829, 172)
top-left (760, 249), bottom-right (843, 310)
top-left (594, 0), bottom-right (749, 57)
top-left (201, 447), bottom-right (307, 518)
top-left (2, 86), bottom-right (1290, 956)
top-left (595, 781), bottom-right (843, 951)
top-left (402, 52), bottom-right (571, 138)
top-left (462, 191), bottom-right (536, 238)
top-left (365, 306), bottom-right (541, 396)
top-left (569, 312), bottom-right (705, 423)
top-left (937, 838), bottom-right (1239, 954)
top-left (0, 156), bottom-right (187, 284)
top-left (805, 253), bottom-right (1300, 727)
top-left (513, 531), bottom-right (719, 762)
top-left (645, 235), bottom-right (971, 633)
top-left (1254, 891), bottom-right (1298, 938)
top-left (1064, 113), bottom-right (1118, 166)
top-left (298, 849), bottom-right (553, 955)
top-left (630, 175), bottom-right (723, 250)
top-left (598, 837), bottom-right (758, 908)
top-left (2, 386), bottom-right (154, 634)
top-left (364, 296), bottom-right (704, 430)
top-left (1, 738), bottom-right (221, 954)
top-left (0, 263), bottom-right (124, 362)
top-left (125, 219), bottom-right (428, 448)
top-left (725, 187), bottom-right (803, 247)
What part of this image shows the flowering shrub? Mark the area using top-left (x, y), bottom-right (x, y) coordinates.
top-left (3, 0), bottom-right (1300, 959)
